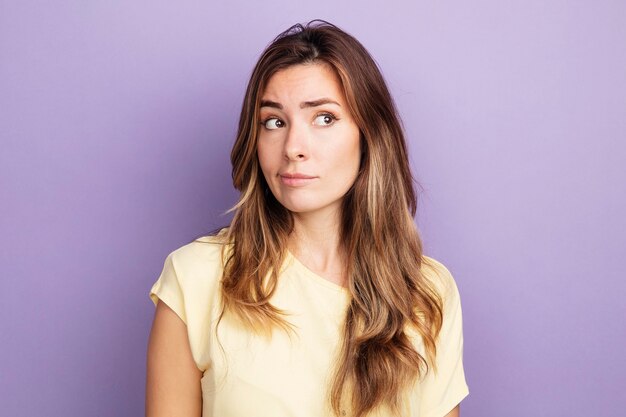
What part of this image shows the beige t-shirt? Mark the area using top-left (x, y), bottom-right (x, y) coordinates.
top-left (149, 234), bottom-right (469, 417)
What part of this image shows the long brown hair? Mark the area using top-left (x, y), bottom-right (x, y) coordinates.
top-left (221, 20), bottom-right (444, 416)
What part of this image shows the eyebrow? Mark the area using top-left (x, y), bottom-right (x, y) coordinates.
top-left (259, 98), bottom-right (341, 110)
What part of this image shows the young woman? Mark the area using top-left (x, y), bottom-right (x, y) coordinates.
top-left (146, 20), bottom-right (469, 417)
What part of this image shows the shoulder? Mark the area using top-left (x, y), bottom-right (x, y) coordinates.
top-left (151, 229), bottom-right (232, 317)
top-left (154, 230), bottom-right (233, 304)
top-left (414, 257), bottom-right (469, 417)
top-left (149, 230), bottom-right (232, 373)
top-left (420, 255), bottom-right (460, 303)
top-left (166, 228), bottom-right (232, 276)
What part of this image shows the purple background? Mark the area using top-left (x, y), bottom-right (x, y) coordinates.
top-left (1, 1), bottom-right (625, 416)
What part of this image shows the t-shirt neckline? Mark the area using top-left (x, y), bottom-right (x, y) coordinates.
top-left (285, 250), bottom-right (350, 294)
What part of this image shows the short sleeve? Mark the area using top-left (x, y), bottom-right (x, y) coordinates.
top-left (417, 258), bottom-right (469, 417)
top-left (149, 252), bottom-right (187, 324)
top-left (147, 237), bottom-right (226, 372)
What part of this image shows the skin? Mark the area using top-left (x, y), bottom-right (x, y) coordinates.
top-left (447, 405), bottom-right (461, 417)
top-left (257, 62), bottom-right (361, 287)
top-left (146, 61), bottom-right (462, 416)
top-left (146, 301), bottom-right (202, 417)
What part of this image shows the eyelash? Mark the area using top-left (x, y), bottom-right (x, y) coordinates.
top-left (259, 112), bottom-right (339, 130)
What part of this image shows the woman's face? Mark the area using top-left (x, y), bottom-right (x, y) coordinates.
top-left (257, 63), bottom-right (361, 217)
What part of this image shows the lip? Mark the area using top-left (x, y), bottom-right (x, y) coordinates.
top-left (279, 172), bottom-right (318, 187)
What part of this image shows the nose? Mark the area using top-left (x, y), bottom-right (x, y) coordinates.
top-left (283, 122), bottom-right (310, 161)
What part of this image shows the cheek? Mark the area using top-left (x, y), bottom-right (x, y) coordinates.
top-left (317, 137), bottom-right (360, 195)
top-left (256, 141), bottom-right (278, 176)
top-left (332, 131), bottom-right (361, 176)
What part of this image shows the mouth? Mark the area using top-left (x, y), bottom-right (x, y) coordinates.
top-left (279, 172), bottom-right (318, 187)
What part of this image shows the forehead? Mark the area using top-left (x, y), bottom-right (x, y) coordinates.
top-left (261, 62), bottom-right (345, 103)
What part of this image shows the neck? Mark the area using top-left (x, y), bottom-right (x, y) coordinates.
top-left (288, 208), bottom-right (347, 287)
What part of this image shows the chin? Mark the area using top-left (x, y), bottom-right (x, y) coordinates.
top-left (275, 197), bottom-right (342, 216)
top-left (280, 202), bottom-right (323, 214)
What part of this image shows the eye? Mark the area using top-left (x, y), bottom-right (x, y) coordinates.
top-left (313, 113), bottom-right (337, 126)
top-left (262, 117), bottom-right (285, 130)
